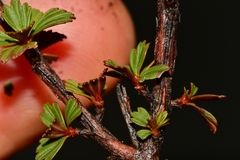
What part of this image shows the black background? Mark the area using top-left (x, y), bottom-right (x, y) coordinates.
top-left (10, 0), bottom-right (239, 159)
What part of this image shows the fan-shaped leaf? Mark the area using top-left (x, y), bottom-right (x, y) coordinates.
top-left (51, 103), bottom-right (67, 129)
top-left (64, 79), bottom-right (86, 95)
top-left (36, 136), bottom-right (68, 160)
top-left (156, 110), bottom-right (169, 129)
top-left (131, 107), bottom-right (151, 127)
top-left (136, 129), bottom-right (152, 140)
top-left (129, 41), bottom-right (149, 76)
top-left (65, 99), bottom-right (81, 126)
top-left (139, 65), bottom-right (169, 83)
top-left (0, 31), bottom-right (19, 46)
top-left (31, 8), bottom-right (75, 36)
top-left (0, 42), bottom-right (37, 63)
top-left (2, 0), bottom-right (32, 31)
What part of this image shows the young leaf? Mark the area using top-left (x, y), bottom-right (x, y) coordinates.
top-left (65, 99), bottom-right (81, 126)
top-left (36, 136), bottom-right (68, 160)
top-left (30, 8), bottom-right (75, 36)
top-left (197, 107), bottom-right (218, 133)
top-left (131, 107), bottom-right (151, 127)
top-left (190, 82), bottom-right (198, 97)
top-left (2, 0), bottom-right (32, 31)
top-left (129, 41), bottom-right (149, 76)
top-left (51, 103), bottom-right (67, 129)
top-left (0, 31), bottom-right (19, 46)
top-left (136, 129), bottom-right (152, 140)
top-left (187, 102), bottom-right (218, 134)
top-left (156, 110), bottom-right (169, 129)
top-left (40, 103), bottom-right (57, 127)
top-left (139, 65), bottom-right (169, 83)
top-left (40, 102), bottom-right (67, 129)
top-left (64, 79), bottom-right (85, 95)
top-left (30, 8), bottom-right (43, 26)
top-left (0, 42), bottom-right (37, 63)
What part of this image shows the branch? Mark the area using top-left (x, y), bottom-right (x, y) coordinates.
top-left (24, 48), bottom-right (141, 159)
top-left (116, 84), bottom-right (140, 149)
top-left (152, 0), bottom-right (180, 115)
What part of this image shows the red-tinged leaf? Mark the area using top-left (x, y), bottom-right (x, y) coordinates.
top-left (0, 42), bottom-right (37, 63)
top-left (191, 94), bottom-right (226, 101)
top-left (186, 102), bottom-right (218, 134)
top-left (81, 76), bottom-right (106, 99)
top-left (80, 76), bottom-right (106, 108)
top-left (43, 119), bottom-right (68, 138)
top-left (205, 117), bottom-right (217, 134)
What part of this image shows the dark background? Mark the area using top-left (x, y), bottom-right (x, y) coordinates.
top-left (10, 0), bottom-right (239, 159)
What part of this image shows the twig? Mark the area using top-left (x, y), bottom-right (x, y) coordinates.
top-left (116, 84), bottom-right (140, 149)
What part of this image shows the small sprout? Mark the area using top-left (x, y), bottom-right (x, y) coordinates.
top-left (37, 99), bottom-right (81, 160)
top-left (131, 107), bottom-right (151, 127)
top-left (3, 81), bottom-right (14, 96)
top-left (104, 41), bottom-right (169, 90)
top-left (131, 107), bottom-right (169, 140)
top-left (177, 83), bottom-right (226, 133)
top-left (64, 70), bottom-right (107, 109)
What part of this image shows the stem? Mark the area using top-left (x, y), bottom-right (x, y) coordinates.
top-left (152, 0), bottom-right (180, 116)
top-left (150, 0), bottom-right (180, 158)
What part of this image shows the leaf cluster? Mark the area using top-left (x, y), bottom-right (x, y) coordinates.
top-left (36, 99), bottom-right (81, 160)
top-left (177, 83), bottom-right (226, 133)
top-left (0, 0), bottom-right (75, 63)
top-left (104, 41), bottom-right (169, 90)
top-left (131, 107), bottom-right (169, 140)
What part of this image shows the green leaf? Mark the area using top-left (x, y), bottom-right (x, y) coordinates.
top-left (2, 0), bottom-right (32, 31)
top-left (40, 102), bottom-right (67, 129)
top-left (104, 59), bottom-right (119, 68)
top-left (65, 99), bottom-right (81, 126)
top-left (40, 103), bottom-right (56, 127)
top-left (51, 103), bottom-right (67, 129)
top-left (141, 60), bottom-right (155, 73)
top-left (190, 83), bottom-right (198, 97)
top-left (30, 8), bottom-right (75, 36)
top-left (0, 31), bottom-right (19, 46)
top-left (64, 79), bottom-right (86, 95)
top-left (139, 65), bottom-right (169, 83)
top-left (156, 110), bottom-right (169, 129)
top-left (0, 42), bottom-right (37, 63)
top-left (30, 8), bottom-right (43, 26)
top-left (136, 129), bottom-right (152, 140)
top-left (131, 107), bottom-right (151, 127)
top-left (129, 41), bottom-right (149, 76)
top-left (36, 136), bottom-right (68, 160)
